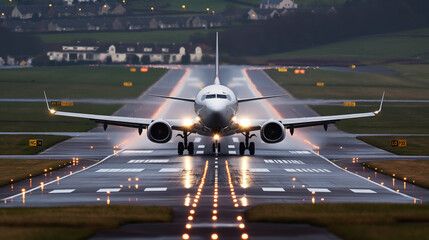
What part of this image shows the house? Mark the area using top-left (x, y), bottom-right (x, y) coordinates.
top-left (0, 57), bottom-right (5, 66)
top-left (191, 15), bottom-right (227, 28)
top-left (1, 20), bottom-right (40, 32)
top-left (260, 0), bottom-right (297, 9)
top-left (47, 42), bottom-right (204, 64)
top-left (11, 5), bottom-right (43, 19)
top-left (248, 8), bottom-right (280, 20)
top-left (48, 5), bottom-right (79, 17)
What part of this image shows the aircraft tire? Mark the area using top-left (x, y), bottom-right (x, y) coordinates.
top-left (239, 142), bottom-right (245, 155)
top-left (188, 142), bottom-right (194, 155)
top-left (178, 142), bottom-right (184, 155)
top-left (249, 142), bottom-right (255, 155)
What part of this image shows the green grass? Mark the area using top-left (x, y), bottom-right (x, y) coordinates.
top-left (246, 204), bottom-right (429, 240)
top-left (0, 135), bottom-right (70, 155)
top-left (254, 28), bottom-right (429, 64)
top-left (363, 160), bottom-right (429, 189)
top-left (0, 66), bottom-right (166, 154)
top-left (38, 29), bottom-right (219, 44)
top-left (0, 158), bottom-right (73, 186)
top-left (358, 136), bottom-right (429, 156)
top-left (0, 205), bottom-right (172, 240)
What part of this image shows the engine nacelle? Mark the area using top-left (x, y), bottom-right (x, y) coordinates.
top-left (260, 120), bottom-right (285, 143)
top-left (147, 120), bottom-right (172, 143)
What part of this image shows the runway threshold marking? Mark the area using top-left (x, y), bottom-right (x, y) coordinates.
top-left (97, 188), bottom-right (121, 193)
top-left (249, 168), bottom-right (270, 173)
top-left (127, 159), bottom-right (169, 163)
top-left (2, 149), bottom-right (125, 202)
top-left (228, 145), bottom-right (235, 149)
top-left (228, 150), bottom-right (237, 154)
top-left (144, 187), bottom-right (167, 192)
top-left (232, 137), bottom-right (239, 143)
top-left (95, 168), bottom-right (145, 173)
top-left (313, 150), bottom-right (418, 201)
top-left (196, 151), bottom-right (204, 154)
top-left (49, 189), bottom-right (75, 194)
top-left (159, 168), bottom-right (183, 172)
top-left (289, 151), bottom-right (311, 154)
top-left (265, 159), bottom-right (305, 164)
top-left (307, 188), bottom-right (331, 193)
top-left (285, 168), bottom-right (331, 173)
top-left (262, 187), bottom-right (285, 192)
top-left (198, 145), bottom-right (205, 149)
top-left (350, 189), bottom-right (376, 194)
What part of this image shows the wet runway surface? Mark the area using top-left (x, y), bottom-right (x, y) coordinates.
top-left (1, 66), bottom-right (427, 239)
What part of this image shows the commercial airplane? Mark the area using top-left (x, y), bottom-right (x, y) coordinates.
top-left (44, 33), bottom-right (384, 156)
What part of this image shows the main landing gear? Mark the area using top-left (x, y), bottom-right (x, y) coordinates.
top-left (177, 130), bottom-right (194, 155)
top-left (239, 131), bottom-right (256, 156)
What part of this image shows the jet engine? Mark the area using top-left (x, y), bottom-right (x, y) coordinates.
top-left (260, 120), bottom-right (285, 143)
top-left (147, 120), bottom-right (172, 143)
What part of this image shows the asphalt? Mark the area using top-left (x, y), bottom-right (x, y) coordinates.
top-left (1, 65), bottom-right (427, 239)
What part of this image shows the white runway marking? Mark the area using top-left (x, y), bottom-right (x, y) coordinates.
top-left (159, 168), bottom-right (183, 173)
top-left (228, 150), bottom-right (237, 154)
top-left (194, 137), bottom-right (202, 143)
top-left (198, 145), bottom-right (205, 149)
top-left (122, 150), bottom-right (154, 154)
top-left (262, 187), bottom-right (285, 192)
top-left (228, 145), bottom-right (235, 149)
top-left (232, 137), bottom-right (239, 143)
top-left (307, 188), bottom-right (331, 193)
top-left (289, 151), bottom-right (311, 155)
top-left (144, 187), bottom-right (167, 192)
top-left (350, 189), bottom-right (376, 194)
top-left (97, 188), bottom-right (121, 193)
top-left (265, 159), bottom-right (305, 164)
top-left (127, 159), bottom-right (169, 164)
top-left (196, 151), bottom-right (204, 154)
top-left (96, 168), bottom-right (145, 173)
top-left (285, 168), bottom-right (331, 173)
top-left (49, 189), bottom-right (75, 194)
top-left (249, 168), bottom-right (270, 173)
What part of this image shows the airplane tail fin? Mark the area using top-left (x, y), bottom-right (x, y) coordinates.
top-left (214, 32), bottom-right (220, 85)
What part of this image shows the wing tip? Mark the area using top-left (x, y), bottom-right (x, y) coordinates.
top-left (374, 91), bottom-right (385, 114)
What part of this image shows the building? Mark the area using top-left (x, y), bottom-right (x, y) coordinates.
top-left (11, 5), bottom-right (43, 19)
top-left (260, 0), bottom-right (297, 9)
top-left (47, 43), bottom-right (204, 64)
top-left (248, 8), bottom-right (280, 20)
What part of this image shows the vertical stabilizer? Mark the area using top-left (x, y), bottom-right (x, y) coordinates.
top-left (214, 32), bottom-right (220, 85)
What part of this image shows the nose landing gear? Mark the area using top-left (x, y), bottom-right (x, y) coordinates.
top-left (239, 131), bottom-right (256, 156)
top-left (177, 130), bottom-right (194, 155)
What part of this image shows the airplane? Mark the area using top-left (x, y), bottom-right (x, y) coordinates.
top-left (44, 33), bottom-right (384, 156)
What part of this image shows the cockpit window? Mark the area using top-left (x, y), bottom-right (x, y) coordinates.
top-left (206, 94), bottom-right (216, 99)
top-left (217, 94), bottom-right (227, 99)
top-left (202, 94), bottom-right (231, 101)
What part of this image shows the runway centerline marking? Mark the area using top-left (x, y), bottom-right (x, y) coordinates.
top-left (350, 189), bottom-right (377, 194)
top-left (265, 159), bottom-right (305, 164)
top-left (2, 149), bottom-right (125, 202)
top-left (144, 187), bottom-right (167, 192)
top-left (307, 188), bottom-right (331, 193)
top-left (285, 168), bottom-right (331, 173)
top-left (196, 150), bottom-right (204, 154)
top-left (159, 168), bottom-right (183, 173)
top-left (95, 168), bottom-right (144, 173)
top-left (228, 150), bottom-right (237, 154)
top-left (49, 189), bottom-right (75, 194)
top-left (262, 187), bottom-right (285, 192)
top-left (228, 145), bottom-right (235, 149)
top-left (289, 151), bottom-right (311, 155)
top-left (97, 188), bottom-right (121, 193)
top-left (249, 168), bottom-right (270, 173)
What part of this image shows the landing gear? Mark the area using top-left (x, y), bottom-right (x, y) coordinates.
top-left (239, 131), bottom-right (256, 156)
top-left (177, 130), bottom-right (194, 155)
top-left (212, 142), bottom-right (220, 153)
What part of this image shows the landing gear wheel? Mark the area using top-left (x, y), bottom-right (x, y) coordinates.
top-left (212, 143), bottom-right (216, 153)
top-left (188, 142), bottom-right (194, 155)
top-left (249, 142), bottom-right (255, 155)
top-left (178, 142), bottom-right (184, 155)
top-left (217, 143), bottom-right (221, 153)
top-left (239, 142), bottom-right (245, 155)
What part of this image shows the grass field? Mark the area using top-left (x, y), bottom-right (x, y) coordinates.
top-left (363, 160), bottom-right (429, 189)
top-left (254, 28), bottom-right (429, 64)
top-left (0, 205), bottom-right (172, 240)
top-left (246, 203), bottom-right (429, 240)
top-left (0, 66), bottom-right (167, 154)
top-left (358, 136), bottom-right (429, 156)
top-left (38, 29), bottom-right (219, 44)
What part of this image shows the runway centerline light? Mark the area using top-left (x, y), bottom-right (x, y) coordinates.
top-left (188, 216), bottom-right (193, 221)
top-left (242, 233), bottom-right (249, 239)
top-left (237, 216), bottom-right (243, 221)
top-left (211, 233), bottom-right (218, 240)
top-left (182, 233), bottom-right (190, 239)
top-left (239, 223), bottom-right (245, 229)
top-left (186, 223), bottom-right (192, 229)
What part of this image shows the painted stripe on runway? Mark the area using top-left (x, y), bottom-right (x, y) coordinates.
top-left (122, 150), bottom-right (154, 154)
top-left (232, 137), bottom-right (239, 143)
top-left (249, 168), bottom-right (270, 173)
top-left (307, 188), bottom-right (331, 193)
top-left (228, 150), bottom-right (237, 154)
top-left (198, 145), bottom-right (205, 149)
top-left (285, 168), bottom-right (331, 173)
top-left (97, 188), bottom-right (121, 193)
top-left (228, 145), bottom-right (235, 149)
top-left (96, 168), bottom-right (145, 173)
top-left (159, 168), bottom-right (183, 173)
top-left (265, 159), bottom-right (305, 164)
top-left (127, 159), bottom-right (169, 164)
top-left (49, 189), bottom-right (75, 194)
top-left (196, 151), bottom-right (204, 154)
top-left (350, 189), bottom-right (376, 194)
top-left (144, 187), bottom-right (167, 192)
top-left (194, 137), bottom-right (202, 143)
top-left (289, 151), bottom-right (311, 154)
top-left (262, 187), bottom-right (285, 192)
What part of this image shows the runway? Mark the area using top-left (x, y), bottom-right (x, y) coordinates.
top-left (1, 65), bottom-right (426, 239)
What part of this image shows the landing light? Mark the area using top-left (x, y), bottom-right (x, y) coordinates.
top-left (213, 134), bottom-right (220, 140)
top-left (183, 119), bottom-right (193, 127)
top-left (232, 116), bottom-right (237, 122)
top-left (49, 109), bottom-right (56, 114)
top-left (239, 119), bottom-right (250, 128)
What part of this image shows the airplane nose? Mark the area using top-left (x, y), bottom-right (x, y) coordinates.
top-left (204, 101), bottom-right (230, 128)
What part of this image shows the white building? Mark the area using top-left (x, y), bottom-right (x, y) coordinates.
top-left (260, 0), bottom-right (297, 9)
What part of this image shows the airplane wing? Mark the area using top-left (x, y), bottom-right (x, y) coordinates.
top-left (237, 94), bottom-right (288, 103)
top-left (44, 92), bottom-right (192, 133)
top-left (149, 94), bottom-right (195, 102)
top-left (239, 92), bottom-right (384, 134)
